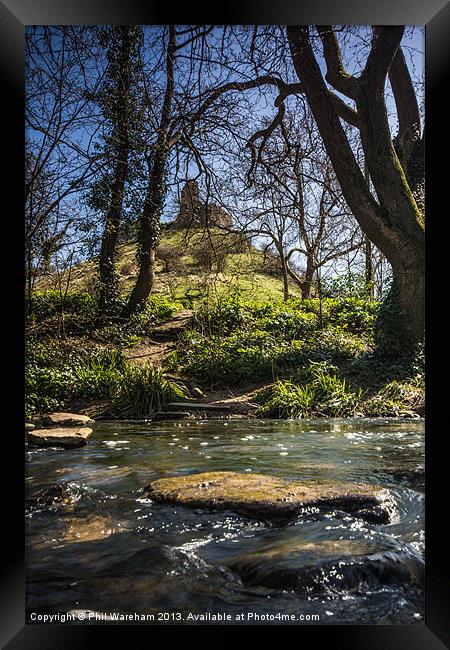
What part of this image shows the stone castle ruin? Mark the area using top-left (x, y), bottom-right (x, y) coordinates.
top-left (171, 180), bottom-right (233, 230)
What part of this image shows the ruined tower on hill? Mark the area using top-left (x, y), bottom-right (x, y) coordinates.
top-left (172, 180), bottom-right (233, 229)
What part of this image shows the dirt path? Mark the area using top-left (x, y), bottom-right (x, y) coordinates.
top-left (125, 310), bottom-right (193, 366)
top-left (123, 310), bottom-right (271, 417)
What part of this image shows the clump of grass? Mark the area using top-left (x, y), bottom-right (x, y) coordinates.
top-left (25, 338), bottom-right (186, 420)
top-left (256, 361), bottom-right (363, 418)
top-left (362, 379), bottom-right (424, 416)
top-left (25, 347), bottom-right (127, 417)
top-left (255, 381), bottom-right (316, 418)
top-left (378, 379), bottom-right (424, 405)
top-left (72, 349), bottom-right (126, 399)
top-left (112, 364), bottom-right (186, 418)
top-left (311, 366), bottom-right (364, 417)
top-left (255, 365), bottom-right (364, 419)
top-left (362, 396), bottom-right (400, 417)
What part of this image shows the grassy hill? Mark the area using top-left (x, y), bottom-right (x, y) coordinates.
top-left (37, 227), bottom-right (302, 305)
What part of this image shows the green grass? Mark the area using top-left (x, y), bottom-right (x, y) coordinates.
top-left (36, 228), bottom-right (302, 305)
top-left (254, 366), bottom-right (364, 419)
top-left (112, 364), bottom-right (186, 418)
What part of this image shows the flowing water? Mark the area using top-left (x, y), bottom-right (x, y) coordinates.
top-left (26, 418), bottom-right (424, 625)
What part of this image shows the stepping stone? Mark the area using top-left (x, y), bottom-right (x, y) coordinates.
top-left (153, 411), bottom-right (191, 420)
top-left (143, 471), bottom-right (395, 524)
top-left (25, 422), bottom-right (35, 431)
top-left (167, 402), bottom-right (231, 411)
top-left (40, 412), bottom-right (94, 428)
top-left (27, 427), bottom-right (93, 449)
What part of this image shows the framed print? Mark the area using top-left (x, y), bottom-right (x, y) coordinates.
top-left (1, 0), bottom-right (448, 647)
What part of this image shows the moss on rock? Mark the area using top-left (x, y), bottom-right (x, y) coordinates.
top-left (143, 471), bottom-right (394, 524)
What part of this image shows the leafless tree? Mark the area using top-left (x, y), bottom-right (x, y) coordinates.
top-left (25, 26), bottom-right (105, 308)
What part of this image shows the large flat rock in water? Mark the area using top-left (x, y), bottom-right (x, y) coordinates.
top-left (27, 427), bottom-right (93, 448)
top-left (143, 471), bottom-right (393, 524)
top-left (40, 412), bottom-right (94, 428)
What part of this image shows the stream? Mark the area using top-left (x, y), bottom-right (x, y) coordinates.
top-left (26, 418), bottom-right (424, 625)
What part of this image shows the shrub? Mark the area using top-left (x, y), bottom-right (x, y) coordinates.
top-left (255, 381), bottom-right (316, 418)
top-left (192, 238), bottom-right (228, 273)
top-left (156, 244), bottom-right (183, 273)
top-left (128, 295), bottom-right (184, 334)
top-left (277, 325), bottom-right (366, 369)
top-left (193, 292), bottom-right (248, 336)
top-left (112, 364), bottom-right (186, 417)
top-left (250, 304), bottom-right (318, 339)
top-left (172, 328), bottom-right (278, 386)
top-left (173, 304), bottom-right (367, 387)
top-left (27, 290), bottom-right (97, 322)
top-left (328, 298), bottom-right (379, 335)
top-left (26, 290), bottom-right (98, 337)
top-left (350, 345), bottom-right (425, 385)
top-left (192, 296), bottom-right (322, 339)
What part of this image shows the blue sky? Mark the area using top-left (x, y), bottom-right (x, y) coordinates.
top-left (26, 25), bottom-right (425, 279)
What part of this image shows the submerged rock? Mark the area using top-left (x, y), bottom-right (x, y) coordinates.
top-left (40, 412), bottom-right (94, 428)
top-left (27, 482), bottom-right (96, 510)
top-left (62, 514), bottom-right (118, 544)
top-left (228, 540), bottom-right (424, 593)
top-left (27, 427), bottom-right (93, 448)
top-left (28, 483), bottom-right (74, 507)
top-left (143, 471), bottom-right (394, 524)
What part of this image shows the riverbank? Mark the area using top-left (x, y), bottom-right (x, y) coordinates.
top-left (25, 291), bottom-right (425, 422)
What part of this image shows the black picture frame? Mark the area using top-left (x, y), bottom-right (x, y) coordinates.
top-left (2, 1), bottom-right (448, 647)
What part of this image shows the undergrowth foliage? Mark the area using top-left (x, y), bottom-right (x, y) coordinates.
top-left (171, 295), bottom-right (373, 386)
top-left (25, 291), bottom-right (186, 418)
top-left (25, 288), bottom-right (424, 421)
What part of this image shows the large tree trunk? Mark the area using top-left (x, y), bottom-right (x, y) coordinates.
top-left (98, 27), bottom-right (133, 314)
top-left (375, 251), bottom-right (424, 355)
top-left (356, 54), bottom-right (425, 349)
top-left (127, 26), bottom-right (175, 314)
top-left (286, 26), bottom-right (424, 353)
top-left (127, 146), bottom-right (166, 312)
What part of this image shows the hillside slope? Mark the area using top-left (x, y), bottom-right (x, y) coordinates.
top-left (38, 228), bottom-right (302, 304)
